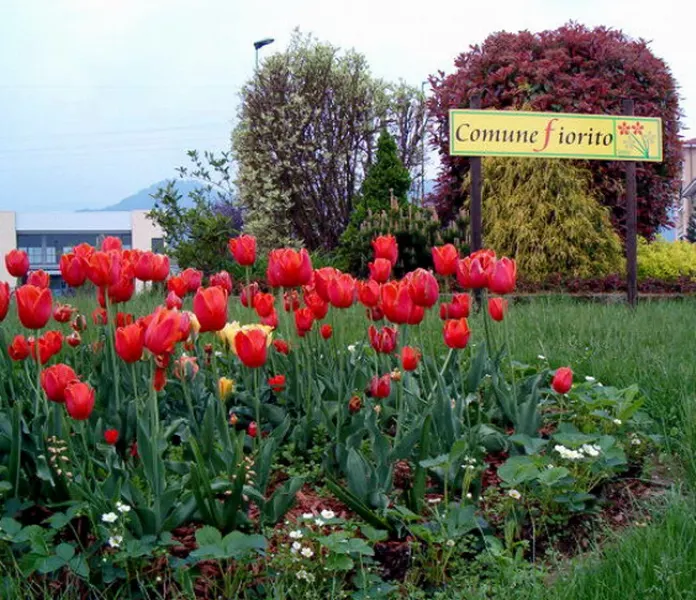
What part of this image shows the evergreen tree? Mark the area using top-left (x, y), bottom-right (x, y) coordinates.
top-left (686, 208), bottom-right (696, 243)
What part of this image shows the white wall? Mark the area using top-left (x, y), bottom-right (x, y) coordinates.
top-left (130, 210), bottom-right (163, 252)
top-left (0, 212), bottom-right (17, 287)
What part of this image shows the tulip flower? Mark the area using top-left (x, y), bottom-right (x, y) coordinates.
top-left (367, 374), bottom-right (391, 399)
top-left (26, 270), bottom-right (50, 289)
top-left (304, 290), bottom-right (329, 319)
top-left (218, 377), bottom-right (235, 400)
top-left (267, 248), bottom-right (313, 288)
top-left (15, 285), bottom-right (52, 329)
top-left (268, 374), bottom-right (286, 392)
top-left (174, 356), bottom-right (199, 381)
top-left (488, 257), bottom-right (517, 295)
top-left (432, 244), bottom-right (459, 276)
top-left (43, 330), bottom-right (63, 356)
top-left (228, 235), bottom-right (257, 266)
top-left (144, 307), bottom-right (186, 356)
top-left (348, 395), bottom-right (362, 413)
top-left (261, 310), bottom-right (279, 328)
top-left (153, 367), bottom-right (167, 391)
top-left (240, 282), bottom-right (259, 307)
top-left (320, 324), bottom-right (333, 339)
top-left (368, 325), bottom-right (398, 354)
top-left (116, 312), bottom-right (134, 328)
top-left (247, 421), bottom-right (258, 438)
top-left (104, 429), bottom-right (119, 445)
top-left (380, 281), bottom-right (415, 325)
top-left (234, 329), bottom-right (268, 368)
top-left (92, 308), bottom-right (108, 325)
top-left (151, 253), bottom-right (170, 282)
top-left (71, 315), bottom-right (87, 332)
top-left (488, 297), bottom-right (508, 322)
top-left (443, 318), bottom-right (471, 349)
top-left (273, 339), bottom-right (290, 355)
top-left (167, 275), bottom-right (188, 298)
top-left (552, 367), bottom-right (573, 394)
top-left (283, 290), bottom-right (301, 312)
top-left (41, 364), bottom-right (78, 402)
top-left (86, 251), bottom-right (118, 288)
top-left (368, 258), bottom-right (392, 284)
top-left (367, 306), bottom-right (384, 321)
top-left (407, 268), bottom-right (439, 308)
top-left (456, 249), bottom-right (496, 289)
top-left (181, 268), bottom-right (203, 294)
top-left (101, 236), bottom-right (122, 252)
top-left (253, 292), bottom-right (275, 318)
top-left (313, 267), bottom-right (341, 302)
top-left (65, 381), bottom-right (95, 420)
top-left (66, 332), bottom-right (81, 348)
top-left (400, 346), bottom-right (421, 371)
top-left (210, 271), bottom-right (233, 294)
top-left (53, 304), bottom-right (75, 323)
top-left (163, 291), bottom-right (181, 310)
top-left (59, 253), bottom-right (87, 287)
top-left (108, 274), bottom-right (136, 304)
top-left (193, 286), bottom-right (228, 332)
top-left (115, 324), bottom-right (145, 363)
top-left (372, 235), bottom-right (398, 266)
top-left (5, 249), bottom-right (29, 278)
top-left (134, 251), bottom-right (156, 281)
top-left (327, 273), bottom-right (356, 308)
top-left (0, 282), bottom-right (9, 322)
top-left (440, 294), bottom-right (471, 320)
top-left (8, 334), bottom-right (31, 361)
top-left (294, 307), bottom-right (315, 337)
top-left (357, 280), bottom-right (380, 307)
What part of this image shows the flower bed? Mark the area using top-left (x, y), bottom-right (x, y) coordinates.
top-left (0, 239), bottom-right (659, 598)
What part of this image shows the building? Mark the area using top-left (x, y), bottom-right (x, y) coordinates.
top-left (0, 210), bottom-right (164, 290)
top-left (676, 138), bottom-right (696, 239)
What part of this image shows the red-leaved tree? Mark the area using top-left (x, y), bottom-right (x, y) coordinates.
top-left (428, 22), bottom-right (682, 239)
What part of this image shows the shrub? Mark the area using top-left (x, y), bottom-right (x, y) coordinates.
top-left (476, 156), bottom-right (624, 281)
top-left (637, 237), bottom-right (696, 280)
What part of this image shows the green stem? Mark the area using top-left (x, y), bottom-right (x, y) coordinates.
top-left (253, 368), bottom-right (261, 451)
top-left (426, 348), bottom-right (455, 402)
top-left (104, 294), bottom-right (121, 414)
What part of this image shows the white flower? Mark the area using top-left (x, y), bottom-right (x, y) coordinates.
top-left (631, 438), bottom-right (642, 446)
top-left (613, 418), bottom-right (622, 425)
top-left (156, 576), bottom-right (162, 583)
top-left (296, 569), bottom-right (315, 582)
top-left (507, 489), bottom-right (522, 500)
top-left (320, 509), bottom-right (335, 520)
top-left (108, 535), bottom-right (123, 548)
top-left (115, 502), bottom-right (131, 514)
top-left (466, 493), bottom-right (472, 499)
top-left (314, 518), bottom-right (325, 527)
top-left (300, 546), bottom-right (314, 558)
top-left (585, 376), bottom-right (596, 382)
top-left (554, 445), bottom-right (583, 460)
top-left (101, 512), bottom-right (118, 524)
top-left (289, 530), bottom-right (303, 539)
top-left (215, 351), bottom-right (223, 357)
top-left (427, 497), bottom-right (442, 504)
top-left (302, 512), bottom-right (313, 519)
top-left (347, 344), bottom-right (356, 353)
top-left (446, 539), bottom-right (455, 547)
top-left (291, 541), bottom-right (301, 553)
top-left (537, 355), bottom-right (546, 360)
top-left (581, 444), bottom-right (601, 458)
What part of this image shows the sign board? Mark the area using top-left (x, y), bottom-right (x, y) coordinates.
top-left (449, 109), bottom-right (662, 162)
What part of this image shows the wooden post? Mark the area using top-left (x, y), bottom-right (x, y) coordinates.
top-left (469, 94), bottom-right (482, 254)
top-left (623, 99), bottom-right (638, 308)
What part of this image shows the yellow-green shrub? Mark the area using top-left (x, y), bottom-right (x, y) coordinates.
top-left (637, 237), bottom-right (696, 280)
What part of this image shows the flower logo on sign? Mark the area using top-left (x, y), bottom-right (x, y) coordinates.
top-left (618, 120), bottom-right (652, 158)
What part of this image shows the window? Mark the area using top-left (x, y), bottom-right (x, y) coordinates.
top-left (27, 247), bottom-right (43, 263)
top-left (45, 247), bottom-right (57, 264)
top-left (151, 237), bottom-right (164, 252)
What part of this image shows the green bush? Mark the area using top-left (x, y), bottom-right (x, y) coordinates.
top-left (638, 237), bottom-right (696, 280)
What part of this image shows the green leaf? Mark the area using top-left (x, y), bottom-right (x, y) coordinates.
top-left (326, 553), bottom-right (354, 571)
top-left (221, 531), bottom-right (267, 559)
top-left (195, 525), bottom-right (222, 547)
top-left (346, 448), bottom-right (371, 501)
top-left (497, 456), bottom-right (540, 486)
top-left (538, 467), bottom-right (571, 487)
top-left (509, 434), bottom-right (547, 456)
top-left (360, 525), bottom-right (388, 543)
top-left (55, 543), bottom-right (75, 562)
top-left (419, 454), bottom-right (450, 469)
top-left (37, 555), bottom-right (66, 574)
top-left (0, 517), bottom-right (22, 537)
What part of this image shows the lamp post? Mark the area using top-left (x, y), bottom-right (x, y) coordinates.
top-left (254, 38), bottom-right (275, 70)
top-left (421, 80), bottom-right (428, 204)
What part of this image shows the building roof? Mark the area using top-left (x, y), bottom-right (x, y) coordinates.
top-left (683, 138), bottom-right (696, 147)
top-left (15, 212), bottom-right (132, 233)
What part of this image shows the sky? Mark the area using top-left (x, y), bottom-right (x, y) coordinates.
top-left (1, 0), bottom-right (694, 212)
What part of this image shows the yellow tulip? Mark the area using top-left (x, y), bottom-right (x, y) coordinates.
top-left (218, 377), bottom-right (235, 400)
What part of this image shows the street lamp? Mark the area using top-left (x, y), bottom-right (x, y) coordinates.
top-left (254, 38), bottom-right (275, 70)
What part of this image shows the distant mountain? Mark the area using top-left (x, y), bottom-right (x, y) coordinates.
top-left (83, 180), bottom-right (202, 212)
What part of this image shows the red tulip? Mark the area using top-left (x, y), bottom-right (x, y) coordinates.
top-left (43, 330), bottom-right (63, 356)
top-left (283, 290), bottom-right (301, 312)
top-left (247, 421), bottom-right (258, 438)
top-left (193, 286), bottom-right (228, 332)
top-left (73, 243), bottom-right (94, 261)
top-left (304, 290), bottom-right (329, 319)
top-left (228, 235), bottom-right (256, 266)
top-left (552, 367), bottom-right (573, 394)
top-left (210, 271), bottom-right (233, 294)
top-left (167, 275), bottom-right (188, 298)
top-left (153, 367), bottom-right (167, 391)
top-left (380, 282), bottom-right (414, 325)
top-left (234, 329), bottom-right (268, 368)
top-left (358, 280), bottom-right (381, 307)
top-left (273, 339), bottom-right (290, 355)
top-left (268, 374), bottom-right (286, 392)
top-left (368, 325), bottom-right (398, 354)
top-left (144, 307), bottom-right (185, 356)
top-left (101, 236), bottom-right (122, 252)
top-left (134, 251), bottom-right (156, 281)
top-left (5, 249), bottom-right (29, 278)
top-left (59, 253), bottom-right (87, 287)
top-left (432, 244), bottom-right (459, 277)
top-left (367, 306), bottom-right (384, 321)
top-left (92, 308), bottom-right (108, 325)
top-left (40, 364), bottom-right (78, 402)
top-left (174, 356), bottom-right (199, 381)
top-left (488, 257), bottom-right (517, 295)
top-left (253, 292), bottom-right (275, 318)
top-left (313, 267), bottom-right (341, 302)
top-left (443, 318), bottom-right (471, 349)
top-left (30, 337), bottom-right (54, 364)
top-left (261, 309), bottom-right (279, 328)
top-left (27, 270), bottom-right (50, 289)
top-left (327, 273), bottom-right (356, 308)
top-left (400, 346), bottom-right (421, 371)
top-left (0, 282), bottom-right (9, 321)
top-left (104, 429), bottom-right (119, 445)
top-left (372, 235), bottom-right (398, 266)
top-left (488, 297), bottom-right (508, 322)
top-left (8, 335), bottom-right (30, 361)
top-left (294, 307), bottom-right (314, 336)
top-left (165, 291), bottom-right (183, 310)
top-left (65, 381), bottom-right (95, 420)
top-left (240, 282), bottom-right (259, 308)
top-left (86, 251), bottom-right (119, 288)
top-left (108, 274), bottom-right (135, 304)
top-left (367, 374), bottom-right (391, 399)
top-left (15, 285), bottom-right (52, 329)
top-left (407, 268), bottom-right (439, 308)
top-left (320, 324), bottom-right (333, 339)
top-left (439, 293), bottom-right (471, 320)
top-left (181, 268), bottom-right (203, 294)
top-left (116, 312), bottom-right (134, 328)
top-left (368, 258), bottom-right (392, 283)
top-left (456, 250), bottom-right (496, 290)
top-left (267, 248), bottom-right (313, 288)
top-left (71, 315), bottom-right (87, 332)
top-left (53, 303), bottom-right (75, 323)
top-left (115, 324), bottom-right (145, 363)
top-left (66, 332), bottom-right (81, 347)
top-left (151, 254), bottom-right (170, 282)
